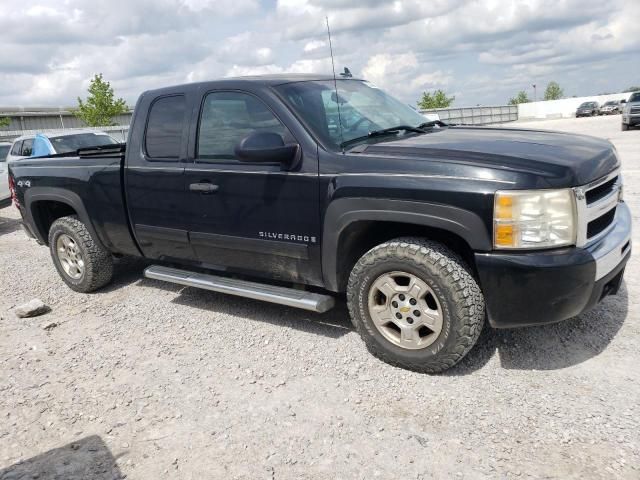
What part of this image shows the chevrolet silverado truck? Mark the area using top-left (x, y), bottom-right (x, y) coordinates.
top-left (9, 75), bottom-right (632, 373)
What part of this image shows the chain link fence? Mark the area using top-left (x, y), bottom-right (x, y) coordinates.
top-left (420, 105), bottom-right (518, 125)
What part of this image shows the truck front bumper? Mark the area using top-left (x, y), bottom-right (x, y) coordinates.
top-left (622, 113), bottom-right (640, 126)
top-left (475, 202), bottom-right (631, 328)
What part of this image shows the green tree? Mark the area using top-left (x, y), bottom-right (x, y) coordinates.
top-left (508, 91), bottom-right (530, 105)
top-left (417, 89), bottom-right (455, 109)
top-left (74, 74), bottom-right (128, 127)
top-left (0, 117), bottom-right (10, 128)
top-left (543, 81), bottom-right (564, 100)
top-left (623, 86), bottom-right (640, 92)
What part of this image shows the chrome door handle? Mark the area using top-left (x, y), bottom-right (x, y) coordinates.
top-left (189, 183), bottom-right (219, 194)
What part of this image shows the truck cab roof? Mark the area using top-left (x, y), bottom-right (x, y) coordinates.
top-left (140, 74), bottom-right (364, 97)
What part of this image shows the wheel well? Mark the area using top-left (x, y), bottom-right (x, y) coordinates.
top-left (334, 221), bottom-right (477, 291)
top-left (31, 201), bottom-right (77, 244)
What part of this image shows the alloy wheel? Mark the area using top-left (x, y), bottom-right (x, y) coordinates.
top-left (367, 271), bottom-right (443, 350)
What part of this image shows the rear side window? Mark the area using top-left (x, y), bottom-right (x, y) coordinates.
top-left (10, 141), bottom-right (22, 156)
top-left (145, 95), bottom-right (186, 160)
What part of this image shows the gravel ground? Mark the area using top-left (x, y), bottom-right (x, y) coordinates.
top-left (1, 114), bottom-right (638, 479)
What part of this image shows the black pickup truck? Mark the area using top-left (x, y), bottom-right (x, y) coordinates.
top-left (9, 75), bottom-right (631, 372)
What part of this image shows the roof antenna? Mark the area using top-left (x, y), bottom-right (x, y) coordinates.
top-left (326, 16), bottom-right (345, 152)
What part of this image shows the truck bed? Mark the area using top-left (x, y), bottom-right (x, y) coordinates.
top-left (9, 144), bottom-right (141, 256)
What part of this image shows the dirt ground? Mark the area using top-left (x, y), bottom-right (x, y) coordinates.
top-left (1, 114), bottom-right (638, 479)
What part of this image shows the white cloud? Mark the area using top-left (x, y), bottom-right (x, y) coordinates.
top-left (0, 0), bottom-right (637, 107)
top-left (363, 53), bottom-right (451, 99)
top-left (304, 40), bottom-right (326, 52)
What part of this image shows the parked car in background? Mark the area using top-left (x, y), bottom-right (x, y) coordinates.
top-left (7, 135), bottom-right (34, 162)
top-left (31, 131), bottom-right (118, 156)
top-left (600, 100), bottom-right (621, 115)
top-left (8, 131), bottom-right (118, 162)
top-left (575, 101), bottom-right (600, 117)
top-left (0, 142), bottom-right (11, 208)
top-left (621, 92), bottom-right (640, 131)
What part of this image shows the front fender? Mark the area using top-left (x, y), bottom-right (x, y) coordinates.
top-left (321, 198), bottom-right (491, 291)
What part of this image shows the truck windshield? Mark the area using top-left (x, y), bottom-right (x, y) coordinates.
top-left (275, 80), bottom-right (429, 150)
top-left (49, 133), bottom-right (118, 155)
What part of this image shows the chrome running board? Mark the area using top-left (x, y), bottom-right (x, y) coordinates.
top-left (144, 265), bottom-right (335, 313)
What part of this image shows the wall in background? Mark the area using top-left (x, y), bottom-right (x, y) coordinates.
top-left (518, 92), bottom-right (634, 119)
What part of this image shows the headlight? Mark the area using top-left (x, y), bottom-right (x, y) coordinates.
top-left (494, 189), bottom-right (576, 249)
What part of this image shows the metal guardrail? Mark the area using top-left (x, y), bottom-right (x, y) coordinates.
top-left (0, 107), bottom-right (133, 134)
top-left (0, 103), bottom-right (517, 144)
top-left (0, 125), bottom-right (130, 143)
top-left (420, 105), bottom-right (518, 125)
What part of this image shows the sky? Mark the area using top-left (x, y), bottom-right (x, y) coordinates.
top-left (0, 0), bottom-right (638, 107)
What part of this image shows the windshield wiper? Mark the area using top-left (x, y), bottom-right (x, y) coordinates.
top-left (417, 120), bottom-right (450, 129)
top-left (369, 125), bottom-right (426, 137)
top-left (340, 125), bottom-right (426, 149)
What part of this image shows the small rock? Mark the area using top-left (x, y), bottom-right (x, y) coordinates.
top-left (41, 321), bottom-right (58, 331)
top-left (15, 299), bottom-right (50, 318)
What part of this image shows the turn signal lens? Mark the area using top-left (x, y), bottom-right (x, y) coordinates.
top-left (8, 175), bottom-right (19, 208)
top-left (493, 189), bottom-right (576, 249)
top-left (495, 224), bottom-right (515, 247)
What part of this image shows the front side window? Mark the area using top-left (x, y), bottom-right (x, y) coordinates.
top-left (197, 91), bottom-right (286, 162)
top-left (275, 80), bottom-right (428, 150)
top-left (145, 95), bottom-right (186, 159)
top-left (21, 138), bottom-right (33, 156)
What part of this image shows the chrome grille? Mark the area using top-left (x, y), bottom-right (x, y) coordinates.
top-left (630, 106), bottom-right (640, 114)
top-left (574, 170), bottom-right (621, 247)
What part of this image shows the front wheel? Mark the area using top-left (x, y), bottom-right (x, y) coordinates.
top-left (347, 238), bottom-right (485, 373)
top-left (49, 216), bottom-right (114, 293)
top-left (622, 123), bottom-right (629, 131)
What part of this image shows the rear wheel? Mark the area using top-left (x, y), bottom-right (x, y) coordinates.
top-left (49, 216), bottom-right (114, 292)
top-left (347, 238), bottom-right (485, 373)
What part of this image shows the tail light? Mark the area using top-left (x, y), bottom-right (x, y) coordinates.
top-left (8, 175), bottom-right (19, 208)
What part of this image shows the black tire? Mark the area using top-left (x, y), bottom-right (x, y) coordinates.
top-left (48, 215), bottom-right (114, 293)
top-left (622, 123), bottom-right (629, 131)
top-left (347, 237), bottom-right (485, 373)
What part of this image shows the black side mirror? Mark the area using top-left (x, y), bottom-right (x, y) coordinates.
top-left (234, 131), bottom-right (299, 166)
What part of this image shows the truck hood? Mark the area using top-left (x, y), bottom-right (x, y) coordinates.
top-left (361, 126), bottom-right (619, 186)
